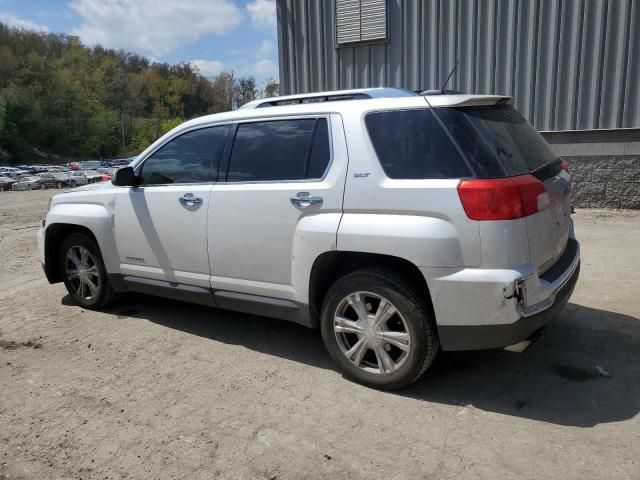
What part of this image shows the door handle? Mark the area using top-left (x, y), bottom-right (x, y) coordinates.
top-left (179, 193), bottom-right (202, 206)
top-left (290, 192), bottom-right (323, 208)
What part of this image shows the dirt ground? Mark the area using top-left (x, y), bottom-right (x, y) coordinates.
top-left (1, 188), bottom-right (639, 480)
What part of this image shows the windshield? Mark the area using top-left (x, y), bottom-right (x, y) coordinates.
top-left (434, 105), bottom-right (559, 178)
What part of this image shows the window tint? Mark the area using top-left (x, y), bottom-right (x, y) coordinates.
top-left (434, 106), bottom-right (558, 177)
top-left (365, 109), bottom-right (472, 179)
top-left (227, 118), bottom-right (330, 182)
top-left (140, 126), bottom-right (228, 185)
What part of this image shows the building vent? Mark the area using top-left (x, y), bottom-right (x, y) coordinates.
top-left (336, 0), bottom-right (387, 46)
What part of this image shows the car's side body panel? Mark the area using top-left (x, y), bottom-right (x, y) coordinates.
top-left (207, 113), bottom-right (349, 305)
top-left (45, 197), bottom-right (119, 273)
top-left (113, 184), bottom-right (214, 288)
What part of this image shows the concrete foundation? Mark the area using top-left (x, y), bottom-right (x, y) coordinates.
top-left (542, 129), bottom-right (640, 209)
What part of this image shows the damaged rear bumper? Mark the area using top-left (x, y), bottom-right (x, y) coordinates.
top-left (437, 261), bottom-right (579, 351)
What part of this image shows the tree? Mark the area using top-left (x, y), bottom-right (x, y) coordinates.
top-left (262, 78), bottom-right (279, 98)
top-left (0, 21), bottom-right (280, 163)
top-left (235, 77), bottom-right (258, 108)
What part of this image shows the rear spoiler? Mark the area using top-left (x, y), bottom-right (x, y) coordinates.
top-left (423, 95), bottom-right (513, 108)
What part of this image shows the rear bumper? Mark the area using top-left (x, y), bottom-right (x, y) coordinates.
top-left (424, 237), bottom-right (580, 351)
top-left (438, 261), bottom-right (579, 350)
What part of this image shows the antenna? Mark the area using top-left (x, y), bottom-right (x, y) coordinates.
top-left (440, 58), bottom-right (461, 94)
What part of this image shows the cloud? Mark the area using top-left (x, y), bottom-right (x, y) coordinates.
top-left (69, 0), bottom-right (243, 57)
top-left (191, 59), bottom-right (225, 78)
top-left (234, 58), bottom-right (278, 82)
top-left (256, 40), bottom-right (273, 58)
top-left (0, 11), bottom-right (49, 31)
top-left (246, 0), bottom-right (275, 29)
top-left (252, 58), bottom-right (278, 79)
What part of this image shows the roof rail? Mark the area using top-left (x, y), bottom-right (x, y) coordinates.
top-left (240, 87), bottom-right (417, 109)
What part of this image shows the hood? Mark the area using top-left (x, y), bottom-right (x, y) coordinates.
top-left (67, 181), bottom-right (113, 192)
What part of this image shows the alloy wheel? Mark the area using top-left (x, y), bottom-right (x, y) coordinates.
top-left (65, 246), bottom-right (101, 301)
top-left (333, 291), bottom-right (411, 375)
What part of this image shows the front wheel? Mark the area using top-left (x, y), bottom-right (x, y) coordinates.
top-left (60, 233), bottom-right (118, 309)
top-left (320, 268), bottom-right (439, 390)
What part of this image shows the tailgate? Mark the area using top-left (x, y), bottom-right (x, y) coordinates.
top-left (526, 169), bottom-right (572, 273)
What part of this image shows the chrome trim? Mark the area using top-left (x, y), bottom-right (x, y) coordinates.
top-left (516, 241), bottom-right (580, 317)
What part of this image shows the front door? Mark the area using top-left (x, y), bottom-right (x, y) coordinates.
top-left (114, 125), bottom-right (228, 287)
top-left (208, 115), bottom-right (346, 298)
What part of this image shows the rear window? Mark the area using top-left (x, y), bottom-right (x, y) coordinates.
top-left (365, 105), bottom-right (558, 179)
top-left (435, 105), bottom-right (558, 177)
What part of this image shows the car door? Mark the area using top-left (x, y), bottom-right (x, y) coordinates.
top-left (208, 114), bottom-right (346, 300)
top-left (113, 124), bottom-right (229, 288)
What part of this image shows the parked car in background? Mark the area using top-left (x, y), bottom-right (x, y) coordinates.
top-left (0, 175), bottom-right (16, 191)
top-left (80, 160), bottom-right (102, 170)
top-left (68, 171), bottom-right (89, 187)
top-left (67, 162), bottom-right (80, 171)
top-left (39, 172), bottom-right (72, 189)
top-left (12, 175), bottom-right (42, 190)
top-left (0, 166), bottom-right (29, 178)
top-left (82, 170), bottom-right (104, 183)
top-left (96, 168), bottom-right (114, 181)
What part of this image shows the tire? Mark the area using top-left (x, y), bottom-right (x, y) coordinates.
top-left (320, 268), bottom-right (439, 390)
top-left (70, 181), bottom-right (76, 188)
top-left (60, 233), bottom-right (118, 310)
top-left (27, 184), bottom-right (31, 190)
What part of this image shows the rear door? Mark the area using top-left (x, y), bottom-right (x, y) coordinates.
top-left (208, 115), bottom-right (343, 298)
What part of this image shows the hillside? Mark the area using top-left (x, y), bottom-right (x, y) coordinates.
top-left (0, 23), bottom-right (277, 164)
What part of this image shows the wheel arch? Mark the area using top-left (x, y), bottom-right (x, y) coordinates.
top-left (308, 251), bottom-right (436, 327)
top-left (44, 223), bottom-right (101, 284)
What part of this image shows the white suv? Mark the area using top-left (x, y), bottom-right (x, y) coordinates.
top-left (38, 88), bottom-right (580, 389)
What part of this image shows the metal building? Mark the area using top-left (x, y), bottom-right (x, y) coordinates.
top-left (276, 0), bottom-right (639, 132)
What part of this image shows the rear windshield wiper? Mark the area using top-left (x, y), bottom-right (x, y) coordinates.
top-left (531, 157), bottom-right (561, 176)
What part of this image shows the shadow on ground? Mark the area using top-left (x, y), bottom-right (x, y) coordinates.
top-left (68, 294), bottom-right (640, 428)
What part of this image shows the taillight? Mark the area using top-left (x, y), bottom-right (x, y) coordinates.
top-left (457, 174), bottom-right (549, 221)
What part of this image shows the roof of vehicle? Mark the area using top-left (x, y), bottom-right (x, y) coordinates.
top-left (133, 90), bottom-right (511, 165)
top-left (177, 92), bottom-right (509, 130)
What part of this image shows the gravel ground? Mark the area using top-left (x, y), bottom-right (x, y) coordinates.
top-left (1, 189), bottom-right (639, 479)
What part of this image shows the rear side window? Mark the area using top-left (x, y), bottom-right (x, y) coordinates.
top-left (365, 109), bottom-right (472, 179)
top-left (227, 118), bottom-right (331, 182)
top-left (140, 125), bottom-right (228, 185)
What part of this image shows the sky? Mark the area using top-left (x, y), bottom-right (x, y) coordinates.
top-left (0, 0), bottom-right (279, 84)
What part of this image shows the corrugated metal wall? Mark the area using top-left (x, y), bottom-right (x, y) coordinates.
top-left (276, 0), bottom-right (640, 131)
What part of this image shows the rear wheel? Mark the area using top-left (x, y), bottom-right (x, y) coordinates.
top-left (320, 268), bottom-right (438, 390)
top-left (60, 233), bottom-right (118, 309)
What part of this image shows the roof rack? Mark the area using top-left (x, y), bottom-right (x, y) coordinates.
top-left (240, 87), bottom-right (417, 109)
top-left (418, 89), bottom-right (464, 95)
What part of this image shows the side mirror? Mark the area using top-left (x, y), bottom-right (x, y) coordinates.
top-left (112, 166), bottom-right (138, 187)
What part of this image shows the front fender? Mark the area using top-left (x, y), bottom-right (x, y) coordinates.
top-left (45, 203), bottom-right (119, 273)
